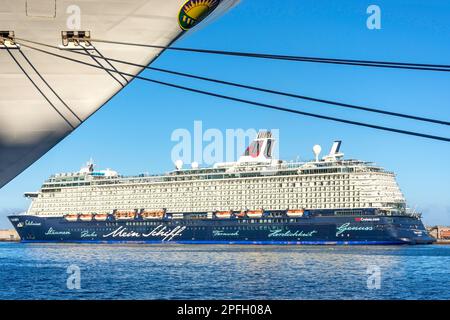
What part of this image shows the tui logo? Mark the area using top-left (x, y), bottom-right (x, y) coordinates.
top-left (178, 0), bottom-right (220, 30)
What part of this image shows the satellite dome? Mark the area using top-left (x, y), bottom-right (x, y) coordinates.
top-left (175, 160), bottom-right (184, 170)
top-left (313, 144), bottom-right (322, 162)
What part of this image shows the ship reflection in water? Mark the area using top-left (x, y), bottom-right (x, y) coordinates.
top-left (0, 243), bottom-right (449, 300)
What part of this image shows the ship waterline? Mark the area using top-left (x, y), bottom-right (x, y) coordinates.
top-left (8, 132), bottom-right (435, 244)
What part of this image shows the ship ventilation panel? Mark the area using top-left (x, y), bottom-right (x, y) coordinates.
top-left (26, 0), bottom-right (56, 18)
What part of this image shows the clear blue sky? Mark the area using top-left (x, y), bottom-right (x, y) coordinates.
top-left (1, 0), bottom-right (449, 227)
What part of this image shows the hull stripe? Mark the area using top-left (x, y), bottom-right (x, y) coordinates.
top-left (19, 239), bottom-right (407, 245)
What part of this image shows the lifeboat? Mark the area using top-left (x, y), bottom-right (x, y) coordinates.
top-left (64, 214), bottom-right (79, 222)
top-left (114, 210), bottom-right (136, 221)
top-left (79, 213), bottom-right (93, 222)
top-left (215, 210), bottom-right (232, 219)
top-left (246, 209), bottom-right (263, 218)
top-left (287, 209), bottom-right (304, 217)
top-left (94, 213), bottom-right (109, 221)
top-left (141, 209), bottom-right (165, 220)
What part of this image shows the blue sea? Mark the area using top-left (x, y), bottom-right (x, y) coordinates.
top-left (0, 242), bottom-right (449, 300)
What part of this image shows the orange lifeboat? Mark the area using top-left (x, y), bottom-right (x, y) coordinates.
top-left (94, 213), bottom-right (109, 221)
top-left (215, 210), bottom-right (232, 219)
top-left (79, 213), bottom-right (93, 222)
top-left (246, 209), bottom-right (263, 218)
top-left (114, 210), bottom-right (136, 221)
top-left (287, 209), bottom-right (304, 217)
top-left (141, 209), bottom-right (165, 220)
top-left (64, 214), bottom-right (79, 222)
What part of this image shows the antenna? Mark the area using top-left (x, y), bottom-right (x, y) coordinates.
top-left (313, 145), bottom-right (322, 162)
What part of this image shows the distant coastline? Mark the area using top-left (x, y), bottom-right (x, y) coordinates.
top-left (434, 240), bottom-right (450, 245)
top-left (427, 226), bottom-right (450, 244)
top-left (0, 229), bottom-right (19, 242)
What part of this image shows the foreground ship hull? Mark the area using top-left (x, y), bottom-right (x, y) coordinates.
top-left (8, 212), bottom-right (435, 245)
top-left (0, 0), bottom-right (239, 189)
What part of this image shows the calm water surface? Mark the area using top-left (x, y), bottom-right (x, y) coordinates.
top-left (0, 242), bottom-right (449, 300)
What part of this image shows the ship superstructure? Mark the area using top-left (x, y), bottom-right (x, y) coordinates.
top-left (8, 132), bottom-right (434, 244)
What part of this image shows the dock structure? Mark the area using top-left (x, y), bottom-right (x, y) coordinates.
top-left (427, 226), bottom-right (450, 244)
top-left (0, 229), bottom-right (20, 241)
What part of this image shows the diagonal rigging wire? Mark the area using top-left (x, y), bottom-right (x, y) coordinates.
top-left (79, 38), bottom-right (450, 73)
top-left (67, 50), bottom-right (450, 126)
top-left (15, 37), bottom-right (450, 72)
top-left (15, 41), bottom-right (450, 143)
top-left (5, 47), bottom-right (75, 129)
top-left (82, 47), bottom-right (126, 87)
top-left (14, 38), bottom-right (450, 126)
top-left (90, 46), bottom-right (130, 84)
top-left (18, 49), bottom-right (82, 123)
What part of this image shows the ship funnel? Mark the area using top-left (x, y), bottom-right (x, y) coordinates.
top-left (329, 141), bottom-right (341, 155)
top-left (238, 131), bottom-right (275, 164)
top-left (323, 141), bottom-right (344, 162)
top-left (79, 158), bottom-right (95, 174)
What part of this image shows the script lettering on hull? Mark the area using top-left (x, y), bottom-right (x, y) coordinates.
top-left (45, 227), bottom-right (71, 236)
top-left (81, 230), bottom-right (98, 238)
top-left (25, 220), bottom-right (41, 226)
top-left (268, 229), bottom-right (318, 238)
top-left (336, 223), bottom-right (373, 236)
top-left (103, 225), bottom-right (186, 241)
top-left (212, 230), bottom-right (239, 237)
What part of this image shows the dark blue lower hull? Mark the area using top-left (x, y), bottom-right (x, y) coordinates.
top-left (8, 213), bottom-right (435, 245)
top-left (18, 239), bottom-right (408, 245)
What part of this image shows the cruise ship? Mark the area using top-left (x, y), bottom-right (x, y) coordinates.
top-left (8, 132), bottom-right (434, 244)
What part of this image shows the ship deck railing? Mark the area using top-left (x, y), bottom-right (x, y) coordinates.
top-left (44, 159), bottom-right (387, 186)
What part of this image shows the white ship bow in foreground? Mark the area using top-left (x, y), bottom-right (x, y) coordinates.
top-left (0, 0), bottom-right (238, 188)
